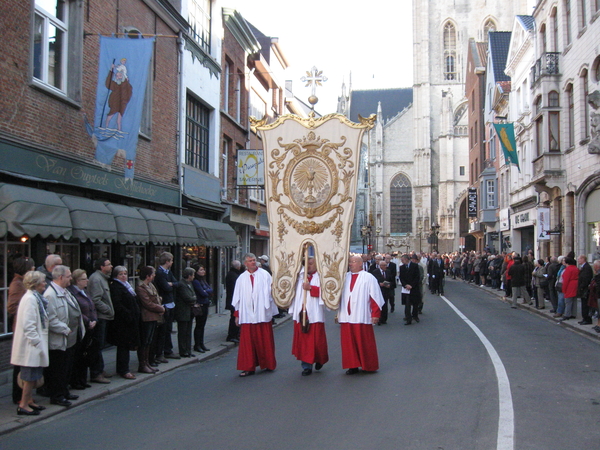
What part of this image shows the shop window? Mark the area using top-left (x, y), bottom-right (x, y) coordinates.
top-left (46, 242), bottom-right (80, 271)
top-left (0, 239), bottom-right (31, 336)
top-left (125, 245), bottom-right (146, 286)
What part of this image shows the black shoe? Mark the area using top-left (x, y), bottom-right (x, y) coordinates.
top-left (404, 321), bottom-right (412, 325)
top-left (315, 363), bottom-right (323, 371)
top-left (189, 353), bottom-right (196, 357)
top-left (302, 369), bottom-right (312, 376)
top-left (227, 338), bottom-right (240, 343)
top-left (200, 344), bottom-right (210, 352)
top-left (164, 353), bottom-right (181, 360)
top-left (65, 394), bottom-right (79, 400)
top-left (414, 317), bottom-right (420, 323)
top-left (50, 398), bottom-right (72, 407)
top-left (390, 307), bottom-right (395, 313)
top-left (579, 320), bottom-right (593, 325)
top-left (71, 384), bottom-right (86, 390)
top-left (194, 346), bottom-right (205, 353)
top-left (29, 404), bottom-right (46, 411)
top-left (17, 407), bottom-right (40, 416)
top-left (346, 368), bottom-right (359, 375)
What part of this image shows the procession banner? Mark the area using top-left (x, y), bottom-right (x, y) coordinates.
top-left (253, 113), bottom-right (375, 309)
top-left (93, 36), bottom-right (154, 180)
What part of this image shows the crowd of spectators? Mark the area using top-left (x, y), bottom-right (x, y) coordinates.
top-left (6, 252), bottom-right (215, 416)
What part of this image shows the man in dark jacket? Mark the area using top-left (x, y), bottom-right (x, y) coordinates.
top-left (372, 260), bottom-right (393, 325)
top-left (154, 252), bottom-right (179, 361)
top-left (225, 260), bottom-right (243, 342)
top-left (508, 256), bottom-right (531, 308)
top-left (428, 253), bottom-right (445, 295)
top-left (400, 254), bottom-right (421, 324)
top-left (577, 255), bottom-right (594, 325)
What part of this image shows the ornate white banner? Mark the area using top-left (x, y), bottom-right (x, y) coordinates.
top-left (253, 113), bottom-right (375, 309)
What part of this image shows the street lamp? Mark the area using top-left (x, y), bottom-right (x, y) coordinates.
top-left (430, 222), bottom-right (440, 253)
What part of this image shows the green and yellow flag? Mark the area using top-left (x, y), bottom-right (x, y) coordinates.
top-left (494, 123), bottom-right (520, 172)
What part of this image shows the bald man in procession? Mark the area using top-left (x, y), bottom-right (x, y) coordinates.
top-left (337, 255), bottom-right (385, 375)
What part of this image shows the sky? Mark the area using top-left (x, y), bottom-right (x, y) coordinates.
top-left (222, 0), bottom-right (414, 114)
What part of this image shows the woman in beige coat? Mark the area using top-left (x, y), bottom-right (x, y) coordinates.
top-left (11, 271), bottom-right (49, 416)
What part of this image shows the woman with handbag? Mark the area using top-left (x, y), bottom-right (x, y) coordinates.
top-left (559, 257), bottom-right (579, 321)
top-left (532, 259), bottom-right (548, 309)
top-left (175, 268), bottom-right (197, 358)
top-left (553, 256), bottom-right (567, 318)
top-left (11, 271), bottom-right (49, 415)
top-left (135, 266), bottom-right (164, 373)
top-left (67, 269), bottom-right (97, 389)
top-left (192, 264), bottom-right (213, 354)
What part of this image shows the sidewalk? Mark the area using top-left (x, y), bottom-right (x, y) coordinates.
top-left (0, 311), bottom-right (292, 436)
top-left (455, 278), bottom-right (600, 342)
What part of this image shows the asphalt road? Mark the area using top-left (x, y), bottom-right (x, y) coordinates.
top-left (3, 279), bottom-right (600, 450)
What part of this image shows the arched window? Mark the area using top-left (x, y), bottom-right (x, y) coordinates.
top-left (443, 22), bottom-right (457, 81)
top-left (581, 69), bottom-right (590, 138)
top-left (390, 174), bottom-right (412, 234)
top-left (483, 19), bottom-right (496, 41)
top-left (549, 91), bottom-right (560, 151)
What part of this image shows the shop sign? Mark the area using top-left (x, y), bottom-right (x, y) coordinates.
top-left (499, 208), bottom-right (510, 231)
top-left (237, 150), bottom-right (265, 186)
top-left (537, 207), bottom-right (550, 240)
top-left (0, 140), bottom-right (179, 206)
top-left (513, 208), bottom-right (535, 228)
top-left (468, 188), bottom-right (478, 217)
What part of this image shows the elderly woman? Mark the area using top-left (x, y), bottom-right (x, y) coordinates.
top-left (136, 266), bottom-right (164, 373)
top-left (108, 266), bottom-right (141, 379)
top-left (192, 264), bottom-right (213, 354)
top-left (532, 259), bottom-right (548, 309)
top-left (67, 269), bottom-right (97, 389)
top-left (8, 256), bottom-right (36, 405)
top-left (175, 268), bottom-right (197, 358)
top-left (11, 271), bottom-right (49, 415)
top-left (45, 265), bottom-right (82, 408)
top-left (560, 257), bottom-right (579, 321)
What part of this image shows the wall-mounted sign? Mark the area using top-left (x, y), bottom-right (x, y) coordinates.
top-left (499, 208), bottom-right (510, 231)
top-left (237, 150), bottom-right (264, 186)
top-left (537, 207), bottom-right (550, 240)
top-left (513, 207), bottom-right (535, 228)
top-left (468, 188), bottom-right (478, 217)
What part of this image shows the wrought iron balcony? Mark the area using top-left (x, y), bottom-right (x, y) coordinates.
top-left (530, 53), bottom-right (560, 86)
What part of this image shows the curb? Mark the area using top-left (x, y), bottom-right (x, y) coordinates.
top-left (0, 314), bottom-right (292, 436)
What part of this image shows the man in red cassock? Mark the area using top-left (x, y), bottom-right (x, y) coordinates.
top-left (290, 256), bottom-right (329, 376)
top-left (232, 253), bottom-right (279, 377)
top-left (337, 255), bottom-right (385, 375)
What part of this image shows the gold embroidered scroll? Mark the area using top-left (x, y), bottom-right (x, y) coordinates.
top-left (252, 112), bottom-right (375, 309)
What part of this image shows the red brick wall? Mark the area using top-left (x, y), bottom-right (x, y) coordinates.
top-left (221, 25), bottom-right (249, 204)
top-left (0, 0), bottom-right (178, 186)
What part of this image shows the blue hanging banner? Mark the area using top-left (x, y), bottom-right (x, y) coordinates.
top-left (93, 36), bottom-right (154, 180)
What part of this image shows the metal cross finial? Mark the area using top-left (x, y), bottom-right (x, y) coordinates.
top-left (301, 66), bottom-right (327, 106)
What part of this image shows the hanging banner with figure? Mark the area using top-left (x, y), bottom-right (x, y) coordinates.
top-left (253, 113), bottom-right (375, 309)
top-left (92, 36), bottom-right (154, 180)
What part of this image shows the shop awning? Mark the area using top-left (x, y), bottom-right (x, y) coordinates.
top-left (0, 183), bottom-right (72, 240)
top-left (137, 208), bottom-right (178, 246)
top-left (166, 213), bottom-right (202, 246)
top-left (190, 217), bottom-right (238, 248)
top-left (60, 195), bottom-right (117, 243)
top-left (104, 203), bottom-right (149, 245)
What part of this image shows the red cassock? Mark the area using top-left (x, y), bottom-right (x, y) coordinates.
top-left (237, 322), bottom-right (277, 371)
top-left (292, 322), bottom-right (329, 365)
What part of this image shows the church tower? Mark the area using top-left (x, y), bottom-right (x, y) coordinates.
top-left (412, 0), bottom-right (530, 251)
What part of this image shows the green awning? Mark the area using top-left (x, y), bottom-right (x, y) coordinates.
top-left (0, 183), bottom-right (72, 239)
top-left (137, 208), bottom-right (178, 246)
top-left (190, 217), bottom-right (238, 247)
top-left (60, 195), bottom-right (117, 243)
top-left (166, 213), bottom-right (202, 246)
top-left (104, 203), bottom-right (149, 245)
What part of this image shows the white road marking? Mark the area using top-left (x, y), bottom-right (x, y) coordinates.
top-left (440, 295), bottom-right (514, 450)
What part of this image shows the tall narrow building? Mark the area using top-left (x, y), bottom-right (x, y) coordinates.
top-left (412, 0), bottom-right (531, 251)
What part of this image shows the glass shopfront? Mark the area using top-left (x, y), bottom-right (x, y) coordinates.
top-left (0, 237), bottom-right (31, 336)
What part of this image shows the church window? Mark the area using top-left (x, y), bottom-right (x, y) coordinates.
top-left (483, 19), bottom-right (496, 41)
top-left (390, 174), bottom-right (412, 234)
top-left (443, 22), bottom-right (457, 81)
